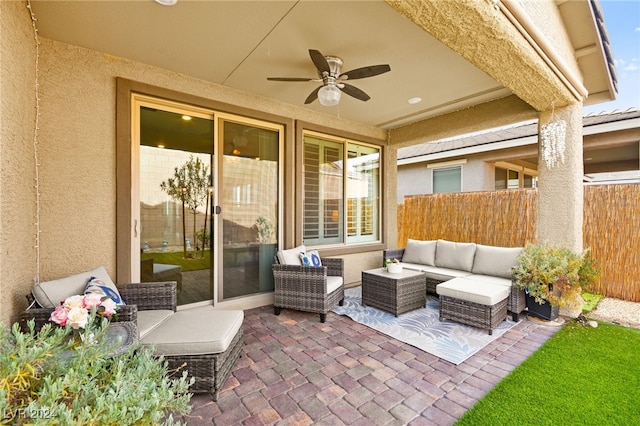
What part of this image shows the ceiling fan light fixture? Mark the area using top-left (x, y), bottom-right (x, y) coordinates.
top-left (318, 85), bottom-right (341, 106)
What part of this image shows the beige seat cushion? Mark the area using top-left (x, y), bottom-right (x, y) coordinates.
top-left (327, 276), bottom-right (344, 294)
top-left (436, 277), bottom-right (510, 306)
top-left (421, 265), bottom-right (472, 281)
top-left (137, 310), bottom-right (175, 339)
top-left (399, 262), bottom-right (426, 272)
top-left (466, 274), bottom-right (513, 288)
top-left (141, 307), bottom-right (244, 356)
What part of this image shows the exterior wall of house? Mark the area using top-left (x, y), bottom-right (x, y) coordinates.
top-left (397, 164), bottom-right (430, 203)
top-left (0, 0), bottom-right (39, 325)
top-left (0, 3), bottom-right (390, 322)
top-left (398, 159), bottom-right (500, 202)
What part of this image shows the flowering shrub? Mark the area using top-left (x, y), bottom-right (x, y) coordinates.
top-left (49, 294), bottom-right (118, 329)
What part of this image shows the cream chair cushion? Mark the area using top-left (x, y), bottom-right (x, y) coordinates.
top-left (141, 307), bottom-right (244, 356)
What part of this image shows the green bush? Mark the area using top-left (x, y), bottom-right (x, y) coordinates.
top-left (513, 243), bottom-right (600, 307)
top-left (0, 320), bottom-right (192, 425)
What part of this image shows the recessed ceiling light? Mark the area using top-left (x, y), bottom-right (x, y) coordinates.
top-left (407, 97), bottom-right (422, 105)
top-left (182, 115), bottom-right (192, 121)
top-left (154, 0), bottom-right (177, 6)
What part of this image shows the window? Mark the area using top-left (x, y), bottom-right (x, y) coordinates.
top-left (303, 131), bottom-right (380, 246)
top-left (495, 165), bottom-right (537, 189)
top-left (433, 166), bottom-right (461, 193)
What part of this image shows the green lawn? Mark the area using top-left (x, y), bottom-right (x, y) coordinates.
top-left (456, 321), bottom-right (640, 425)
top-left (141, 251), bottom-right (210, 272)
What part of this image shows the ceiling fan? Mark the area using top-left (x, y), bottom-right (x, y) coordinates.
top-left (267, 49), bottom-right (391, 106)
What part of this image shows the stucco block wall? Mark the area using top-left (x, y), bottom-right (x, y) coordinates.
top-left (0, 0), bottom-right (38, 324)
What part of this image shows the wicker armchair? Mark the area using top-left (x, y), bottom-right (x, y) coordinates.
top-left (20, 282), bottom-right (176, 332)
top-left (21, 281), bottom-right (243, 401)
top-left (272, 257), bottom-right (345, 323)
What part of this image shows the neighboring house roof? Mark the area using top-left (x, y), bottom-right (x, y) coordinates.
top-left (398, 108), bottom-right (640, 165)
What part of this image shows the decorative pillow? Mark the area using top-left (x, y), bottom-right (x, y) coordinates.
top-left (402, 239), bottom-right (437, 266)
top-left (276, 244), bottom-right (306, 265)
top-left (299, 250), bottom-right (322, 267)
top-left (299, 252), bottom-right (312, 266)
top-left (85, 276), bottom-right (126, 305)
top-left (32, 266), bottom-right (116, 309)
top-left (307, 250), bottom-right (322, 267)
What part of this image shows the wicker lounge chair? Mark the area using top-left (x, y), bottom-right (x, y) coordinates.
top-left (21, 269), bottom-right (243, 401)
top-left (272, 256), bottom-right (345, 323)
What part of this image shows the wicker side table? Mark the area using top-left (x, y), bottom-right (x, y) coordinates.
top-left (362, 268), bottom-right (427, 316)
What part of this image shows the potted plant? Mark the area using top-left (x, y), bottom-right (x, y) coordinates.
top-left (512, 243), bottom-right (599, 321)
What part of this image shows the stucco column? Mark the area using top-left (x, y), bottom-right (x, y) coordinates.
top-left (537, 103), bottom-right (583, 252)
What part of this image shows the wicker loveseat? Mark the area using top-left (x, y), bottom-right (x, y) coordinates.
top-left (384, 239), bottom-right (526, 323)
top-left (272, 245), bottom-right (345, 322)
top-left (20, 267), bottom-right (243, 401)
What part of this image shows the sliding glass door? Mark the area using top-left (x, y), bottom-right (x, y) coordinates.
top-left (133, 96), bottom-right (281, 306)
top-left (220, 119), bottom-right (280, 299)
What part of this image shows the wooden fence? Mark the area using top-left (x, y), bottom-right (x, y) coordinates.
top-left (397, 184), bottom-right (640, 302)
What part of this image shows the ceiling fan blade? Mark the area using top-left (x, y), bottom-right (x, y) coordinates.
top-left (340, 64), bottom-right (391, 80)
top-left (304, 86), bottom-right (321, 104)
top-left (309, 49), bottom-right (330, 74)
top-left (267, 77), bottom-right (314, 81)
top-left (340, 83), bottom-right (370, 102)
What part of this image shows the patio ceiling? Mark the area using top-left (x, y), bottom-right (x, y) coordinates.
top-left (30, 0), bottom-right (614, 130)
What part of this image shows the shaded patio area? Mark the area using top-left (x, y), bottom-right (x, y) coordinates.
top-left (175, 300), bottom-right (559, 425)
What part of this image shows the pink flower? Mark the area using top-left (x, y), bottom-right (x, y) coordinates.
top-left (82, 293), bottom-right (102, 310)
top-left (99, 298), bottom-right (118, 317)
top-left (50, 304), bottom-right (68, 326)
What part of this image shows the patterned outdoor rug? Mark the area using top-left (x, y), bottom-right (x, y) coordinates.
top-left (332, 286), bottom-right (517, 365)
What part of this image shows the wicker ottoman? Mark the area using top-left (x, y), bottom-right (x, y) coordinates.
top-left (436, 277), bottom-right (509, 335)
top-left (140, 307), bottom-right (244, 401)
top-left (362, 268), bottom-right (427, 316)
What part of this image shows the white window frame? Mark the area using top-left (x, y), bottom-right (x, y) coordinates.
top-left (428, 159), bottom-right (466, 193)
top-left (302, 130), bottom-right (381, 247)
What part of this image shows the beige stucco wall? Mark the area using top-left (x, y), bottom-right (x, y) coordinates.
top-left (37, 38), bottom-right (386, 273)
top-left (517, 0), bottom-right (581, 80)
top-left (537, 103), bottom-right (584, 252)
top-left (0, 0), bottom-right (38, 325)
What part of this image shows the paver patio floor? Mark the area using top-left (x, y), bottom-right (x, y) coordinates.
top-left (175, 303), bottom-right (559, 425)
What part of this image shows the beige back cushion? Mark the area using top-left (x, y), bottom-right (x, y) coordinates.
top-left (434, 240), bottom-right (477, 272)
top-left (32, 266), bottom-right (116, 309)
top-left (402, 239), bottom-right (437, 266)
top-left (471, 244), bottom-right (523, 279)
top-left (276, 245), bottom-right (306, 266)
